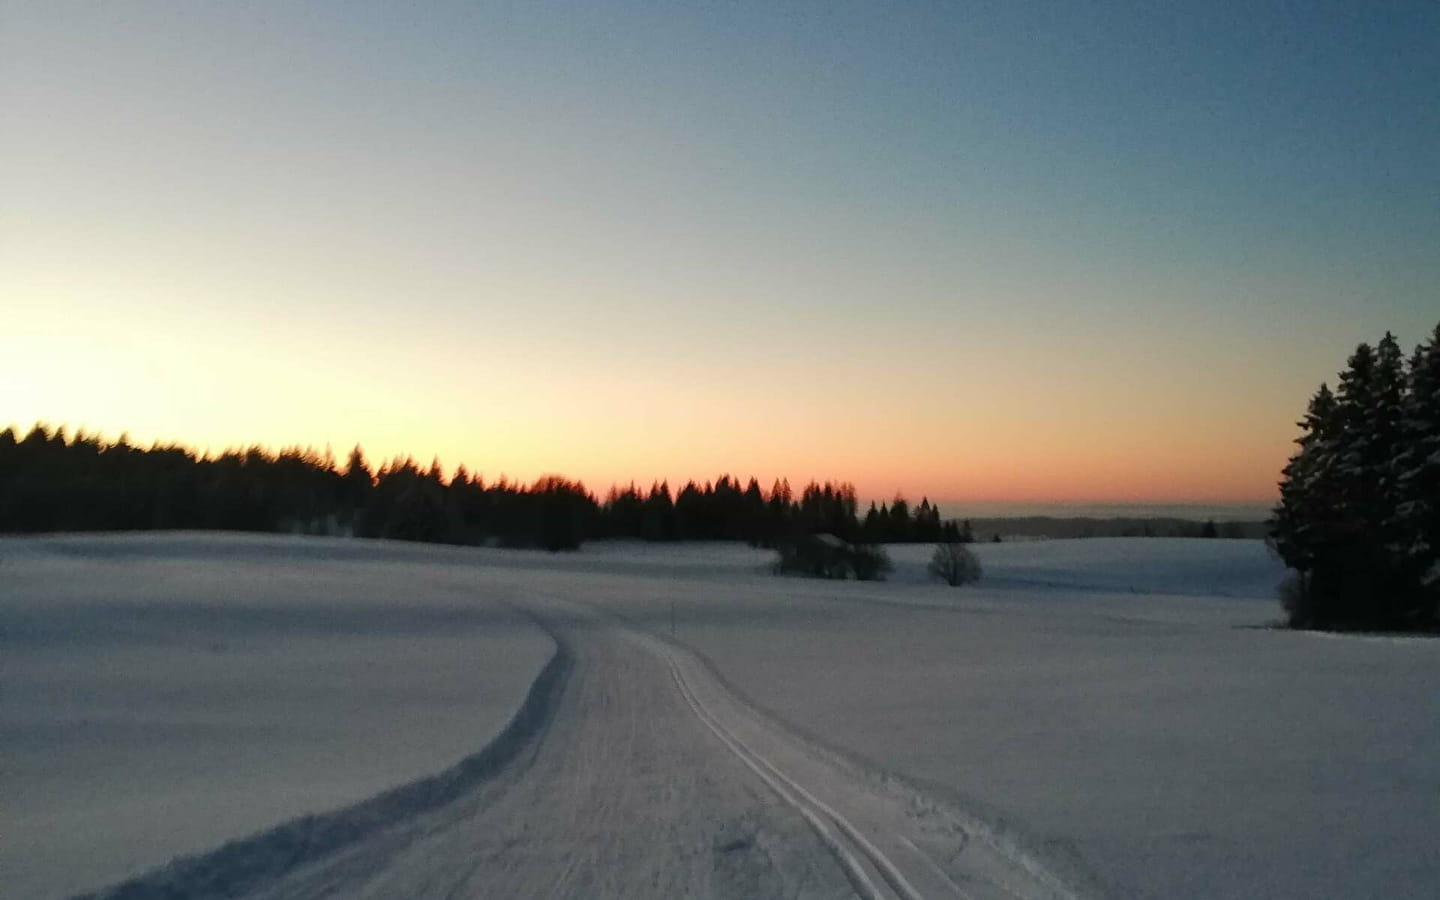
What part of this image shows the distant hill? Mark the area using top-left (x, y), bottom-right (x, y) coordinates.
top-left (964, 517), bottom-right (1267, 542)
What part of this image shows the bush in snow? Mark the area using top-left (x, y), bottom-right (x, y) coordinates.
top-left (1270, 321), bottom-right (1440, 630)
top-left (774, 534), bottom-right (892, 581)
top-left (848, 542), bottom-right (894, 581)
top-left (929, 542), bottom-right (982, 587)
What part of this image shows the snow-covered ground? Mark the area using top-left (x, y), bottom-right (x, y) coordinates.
top-left (4, 534), bottom-right (1437, 899)
top-left (1, 535), bottom-right (554, 899)
top-left (632, 545), bottom-right (1440, 900)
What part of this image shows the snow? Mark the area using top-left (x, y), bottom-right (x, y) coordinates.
top-left (5, 533), bottom-right (1438, 900)
top-left (885, 536), bottom-right (1284, 596)
top-left (1, 534), bottom-right (554, 899)
top-left (623, 542), bottom-right (1440, 900)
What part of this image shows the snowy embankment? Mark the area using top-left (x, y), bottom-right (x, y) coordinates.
top-left (1, 534), bottom-right (555, 899)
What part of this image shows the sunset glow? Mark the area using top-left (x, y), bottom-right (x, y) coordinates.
top-left (4, 3), bottom-right (1436, 511)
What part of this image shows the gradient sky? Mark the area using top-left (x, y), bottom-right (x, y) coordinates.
top-left (3, 1), bottom-right (1437, 508)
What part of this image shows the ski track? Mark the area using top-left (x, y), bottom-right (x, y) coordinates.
top-left (80, 591), bottom-right (1086, 900)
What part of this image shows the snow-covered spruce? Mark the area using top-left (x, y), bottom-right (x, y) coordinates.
top-left (1270, 322), bottom-right (1440, 629)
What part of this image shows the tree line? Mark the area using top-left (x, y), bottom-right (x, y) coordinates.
top-left (1270, 322), bottom-right (1440, 631)
top-left (0, 426), bottom-right (974, 550)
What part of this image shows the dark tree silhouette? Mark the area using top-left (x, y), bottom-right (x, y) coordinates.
top-left (1271, 323), bottom-right (1440, 630)
top-left (2, 425), bottom-right (991, 553)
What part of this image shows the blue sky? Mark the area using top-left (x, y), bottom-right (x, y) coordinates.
top-left (3, 1), bottom-right (1436, 503)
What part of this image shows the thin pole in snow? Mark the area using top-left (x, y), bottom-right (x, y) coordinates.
top-left (670, 600), bottom-right (675, 638)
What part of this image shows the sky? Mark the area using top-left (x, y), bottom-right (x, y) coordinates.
top-left (3, 1), bottom-right (1437, 509)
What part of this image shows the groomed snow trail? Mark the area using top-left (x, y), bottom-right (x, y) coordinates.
top-left (646, 629), bottom-right (1083, 900)
top-left (85, 592), bottom-right (1084, 900)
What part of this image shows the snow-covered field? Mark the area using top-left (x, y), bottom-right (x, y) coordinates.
top-left (4, 534), bottom-right (1437, 899)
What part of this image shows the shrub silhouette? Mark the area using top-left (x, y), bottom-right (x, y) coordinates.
top-left (929, 542), bottom-right (982, 586)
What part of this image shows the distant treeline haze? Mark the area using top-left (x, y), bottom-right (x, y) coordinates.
top-left (0, 428), bottom-right (988, 550)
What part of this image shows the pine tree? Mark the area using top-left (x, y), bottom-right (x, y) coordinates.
top-left (642, 481), bottom-right (676, 541)
top-left (341, 446), bottom-right (373, 517)
top-left (742, 478), bottom-right (766, 544)
top-left (915, 498), bottom-right (942, 542)
top-left (1339, 335), bottom-right (1409, 621)
top-left (889, 496), bottom-right (911, 542)
top-left (1272, 382), bottom-right (1342, 625)
top-left (1366, 334), bottom-right (1408, 549)
top-left (863, 502), bottom-right (881, 541)
top-left (1273, 384), bottom-right (1337, 567)
top-left (1396, 324), bottom-right (1440, 619)
top-left (1272, 324), bottom-right (1440, 628)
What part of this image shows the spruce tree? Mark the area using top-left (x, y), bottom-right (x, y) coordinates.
top-left (1272, 382), bottom-right (1341, 624)
top-left (863, 502), bottom-right (881, 540)
top-left (889, 496), bottom-right (911, 542)
top-left (341, 446), bottom-right (373, 520)
top-left (1272, 323), bottom-right (1440, 629)
top-left (1396, 325), bottom-right (1440, 619)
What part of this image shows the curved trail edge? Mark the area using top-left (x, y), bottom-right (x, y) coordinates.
top-left (78, 612), bottom-right (574, 900)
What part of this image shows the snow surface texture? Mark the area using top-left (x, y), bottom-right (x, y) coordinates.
top-left (5, 534), bottom-right (1438, 899)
